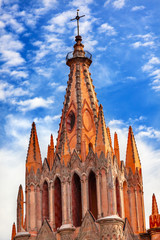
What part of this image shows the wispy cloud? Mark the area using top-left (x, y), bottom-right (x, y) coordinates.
top-left (142, 56), bottom-right (160, 91)
top-left (132, 41), bottom-right (154, 48)
top-left (113, 0), bottom-right (125, 9)
top-left (131, 5), bottom-right (145, 11)
top-left (13, 97), bottom-right (54, 112)
top-left (0, 34), bottom-right (25, 67)
top-left (0, 81), bottom-right (29, 101)
top-left (98, 23), bottom-right (117, 36)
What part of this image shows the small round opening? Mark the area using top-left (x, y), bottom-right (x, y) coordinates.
top-left (66, 111), bottom-right (75, 132)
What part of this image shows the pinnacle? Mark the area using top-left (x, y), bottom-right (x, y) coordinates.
top-left (126, 126), bottom-right (141, 174)
top-left (114, 132), bottom-right (120, 166)
top-left (152, 193), bottom-right (159, 215)
top-left (50, 134), bottom-right (54, 147)
top-left (26, 122), bottom-right (42, 173)
top-left (11, 222), bottom-right (16, 240)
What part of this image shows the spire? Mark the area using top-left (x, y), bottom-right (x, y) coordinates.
top-left (106, 127), bottom-right (113, 152)
top-left (114, 132), bottom-right (120, 167)
top-left (150, 194), bottom-right (160, 228)
top-left (152, 194), bottom-right (159, 215)
top-left (56, 31), bottom-right (99, 164)
top-left (126, 126), bottom-right (141, 174)
top-left (95, 104), bottom-right (112, 157)
top-left (11, 223), bottom-right (16, 240)
top-left (47, 134), bottom-right (54, 170)
top-left (26, 122), bottom-right (42, 173)
top-left (17, 185), bottom-right (23, 232)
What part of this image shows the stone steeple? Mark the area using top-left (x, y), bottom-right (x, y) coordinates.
top-left (26, 122), bottom-right (42, 173)
top-left (126, 126), bottom-right (141, 174)
top-left (47, 134), bottom-right (54, 170)
top-left (56, 35), bottom-right (99, 164)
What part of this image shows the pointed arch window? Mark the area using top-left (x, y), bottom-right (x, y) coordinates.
top-left (88, 171), bottom-right (98, 219)
top-left (42, 181), bottom-right (49, 220)
top-left (72, 173), bottom-right (82, 227)
top-left (54, 177), bottom-right (62, 229)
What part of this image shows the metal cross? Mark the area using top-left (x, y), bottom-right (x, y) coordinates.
top-left (71, 9), bottom-right (85, 36)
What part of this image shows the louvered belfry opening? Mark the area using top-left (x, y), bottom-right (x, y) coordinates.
top-left (54, 177), bottom-right (62, 229)
top-left (88, 171), bottom-right (98, 219)
top-left (42, 181), bottom-right (49, 221)
top-left (72, 173), bottom-right (82, 227)
top-left (116, 178), bottom-right (121, 217)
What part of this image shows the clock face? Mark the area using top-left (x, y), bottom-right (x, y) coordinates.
top-left (66, 111), bottom-right (75, 133)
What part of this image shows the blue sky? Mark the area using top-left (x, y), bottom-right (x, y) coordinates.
top-left (0, 0), bottom-right (160, 239)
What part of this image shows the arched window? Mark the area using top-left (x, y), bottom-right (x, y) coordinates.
top-left (89, 142), bottom-right (93, 151)
top-left (116, 178), bottom-right (121, 217)
top-left (72, 173), bottom-right (82, 227)
top-left (88, 171), bottom-right (98, 219)
top-left (54, 177), bottom-right (62, 229)
top-left (42, 181), bottom-right (49, 220)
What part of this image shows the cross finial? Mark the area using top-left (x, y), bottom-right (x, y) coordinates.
top-left (71, 9), bottom-right (85, 36)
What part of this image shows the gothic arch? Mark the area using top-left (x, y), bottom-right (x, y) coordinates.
top-left (54, 176), bottom-right (62, 229)
top-left (42, 181), bottom-right (49, 221)
top-left (115, 177), bottom-right (121, 217)
top-left (88, 170), bottom-right (98, 219)
top-left (72, 172), bottom-right (82, 227)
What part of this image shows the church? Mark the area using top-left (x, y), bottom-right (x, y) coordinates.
top-left (11, 11), bottom-right (160, 240)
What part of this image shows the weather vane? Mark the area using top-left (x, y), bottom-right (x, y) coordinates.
top-left (71, 9), bottom-right (85, 36)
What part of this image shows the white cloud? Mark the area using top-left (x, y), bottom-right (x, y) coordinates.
top-left (113, 0), bottom-right (125, 9)
top-left (0, 81), bottom-right (29, 101)
top-left (131, 5), bottom-right (145, 11)
top-left (142, 56), bottom-right (160, 91)
top-left (10, 70), bottom-right (28, 78)
top-left (132, 41), bottom-right (154, 48)
top-left (57, 85), bottom-right (66, 92)
top-left (14, 97), bottom-right (54, 111)
top-left (1, 13), bottom-right (25, 33)
top-left (34, 114), bottom-right (61, 123)
top-left (98, 23), bottom-right (117, 36)
top-left (0, 34), bottom-right (25, 67)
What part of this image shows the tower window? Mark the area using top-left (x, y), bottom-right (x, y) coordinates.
top-left (66, 111), bottom-right (75, 132)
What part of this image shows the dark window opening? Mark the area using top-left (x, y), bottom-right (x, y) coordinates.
top-left (88, 171), bottom-right (98, 219)
top-left (66, 111), bottom-right (75, 132)
top-left (72, 173), bottom-right (82, 227)
top-left (54, 177), bottom-right (62, 229)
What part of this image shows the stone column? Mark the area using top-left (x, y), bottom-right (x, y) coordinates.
top-left (36, 186), bottom-right (41, 231)
top-left (49, 181), bottom-right (54, 228)
top-left (135, 189), bottom-right (140, 232)
top-left (81, 174), bottom-right (88, 218)
top-left (66, 179), bottom-right (72, 224)
top-left (62, 180), bottom-right (67, 224)
top-left (113, 181), bottom-right (117, 215)
top-left (96, 172), bottom-right (102, 218)
top-left (141, 190), bottom-right (146, 231)
top-left (121, 184), bottom-right (125, 218)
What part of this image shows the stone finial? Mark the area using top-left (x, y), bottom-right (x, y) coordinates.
top-left (11, 222), bottom-right (16, 240)
top-left (95, 105), bottom-right (112, 157)
top-left (126, 126), bottom-right (141, 174)
top-left (47, 134), bottom-right (54, 170)
top-left (26, 122), bottom-right (42, 173)
top-left (149, 194), bottom-right (160, 228)
top-left (152, 194), bottom-right (159, 215)
top-left (17, 185), bottom-right (23, 233)
top-left (114, 132), bottom-right (120, 167)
